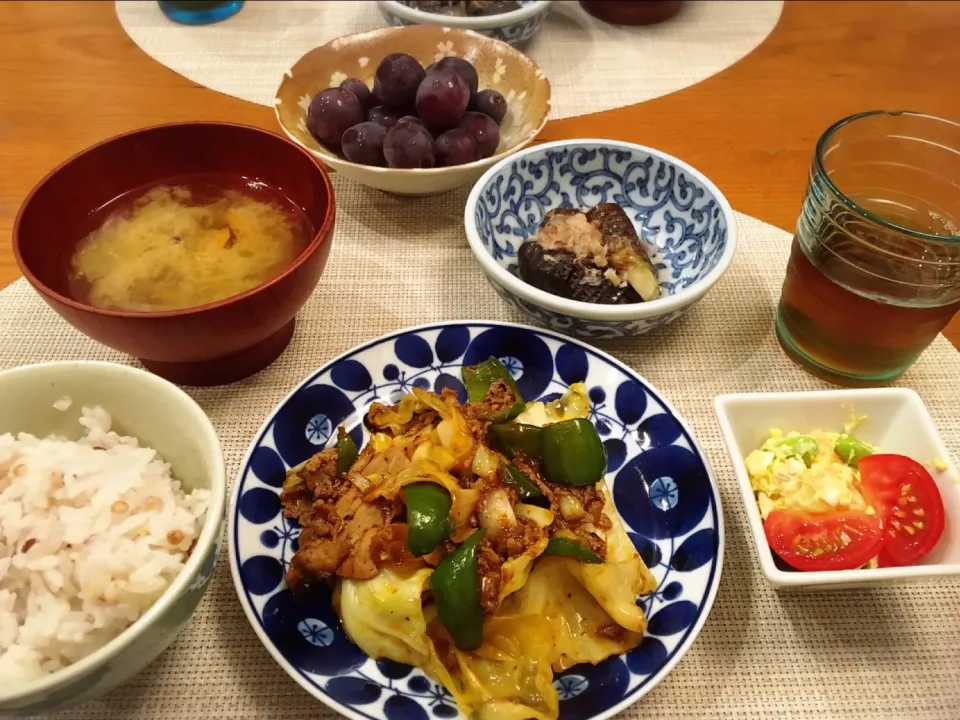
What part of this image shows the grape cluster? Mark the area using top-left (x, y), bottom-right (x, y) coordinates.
top-left (306, 53), bottom-right (508, 169)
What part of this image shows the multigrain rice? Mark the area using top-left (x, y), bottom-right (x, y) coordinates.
top-left (0, 406), bottom-right (209, 682)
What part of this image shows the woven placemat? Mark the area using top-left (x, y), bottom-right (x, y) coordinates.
top-left (115, 0), bottom-right (783, 120)
top-left (4, 177), bottom-right (959, 719)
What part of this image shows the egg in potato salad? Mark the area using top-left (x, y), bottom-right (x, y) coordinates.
top-left (744, 429), bottom-right (874, 521)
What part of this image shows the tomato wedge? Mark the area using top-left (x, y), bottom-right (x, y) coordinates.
top-left (763, 510), bottom-right (884, 571)
top-left (859, 454), bottom-right (946, 567)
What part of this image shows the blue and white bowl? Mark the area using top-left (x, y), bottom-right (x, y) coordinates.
top-left (376, 0), bottom-right (551, 47)
top-left (229, 321), bottom-right (724, 720)
top-left (465, 140), bottom-right (738, 340)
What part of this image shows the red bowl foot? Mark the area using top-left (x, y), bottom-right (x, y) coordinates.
top-left (140, 318), bottom-right (296, 387)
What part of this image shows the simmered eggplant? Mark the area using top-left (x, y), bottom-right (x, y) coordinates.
top-left (517, 242), bottom-right (641, 304)
top-left (517, 203), bottom-right (661, 305)
top-left (408, 1), bottom-right (523, 17)
top-left (465, 0), bottom-right (523, 15)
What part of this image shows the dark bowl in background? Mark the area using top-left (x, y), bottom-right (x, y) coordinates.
top-left (579, 1), bottom-right (682, 25)
top-left (13, 122), bottom-right (336, 386)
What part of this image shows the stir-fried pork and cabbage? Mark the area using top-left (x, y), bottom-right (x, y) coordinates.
top-left (280, 357), bottom-right (656, 720)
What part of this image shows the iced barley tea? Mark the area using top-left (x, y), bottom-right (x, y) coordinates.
top-left (776, 111), bottom-right (960, 385)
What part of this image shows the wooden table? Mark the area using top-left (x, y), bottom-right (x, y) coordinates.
top-left (1, 0), bottom-right (957, 349)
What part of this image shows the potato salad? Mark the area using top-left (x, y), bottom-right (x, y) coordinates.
top-left (744, 426), bottom-right (946, 572)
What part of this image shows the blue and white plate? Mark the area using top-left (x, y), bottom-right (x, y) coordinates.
top-left (229, 322), bottom-right (724, 720)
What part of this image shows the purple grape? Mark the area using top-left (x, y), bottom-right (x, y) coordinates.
top-left (341, 122), bottom-right (387, 166)
top-left (307, 88), bottom-right (364, 149)
top-left (435, 129), bottom-right (481, 167)
top-left (366, 105), bottom-right (404, 129)
top-left (458, 111), bottom-right (501, 158)
top-left (416, 69), bottom-right (470, 130)
top-left (373, 53), bottom-right (426, 109)
top-left (396, 114), bottom-right (425, 127)
top-left (469, 89), bottom-right (508, 125)
top-left (434, 57), bottom-right (479, 98)
top-left (383, 123), bottom-right (436, 168)
top-left (425, 62), bottom-right (438, 74)
top-left (340, 77), bottom-right (374, 112)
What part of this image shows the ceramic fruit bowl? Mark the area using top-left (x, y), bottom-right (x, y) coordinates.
top-left (464, 139), bottom-right (737, 340)
top-left (274, 25), bottom-right (551, 197)
top-left (13, 122), bottom-right (336, 387)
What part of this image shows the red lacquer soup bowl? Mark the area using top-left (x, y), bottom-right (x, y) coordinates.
top-left (13, 122), bottom-right (336, 386)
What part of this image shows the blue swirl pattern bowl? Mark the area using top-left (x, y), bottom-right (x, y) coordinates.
top-left (464, 140), bottom-right (738, 340)
top-left (228, 321), bottom-right (723, 720)
top-left (376, 1), bottom-right (551, 47)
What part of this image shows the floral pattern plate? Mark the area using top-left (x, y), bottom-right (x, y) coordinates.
top-left (228, 322), bottom-right (724, 720)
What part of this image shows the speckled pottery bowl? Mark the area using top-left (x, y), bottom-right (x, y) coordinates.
top-left (376, 1), bottom-right (552, 47)
top-left (274, 25), bottom-right (551, 197)
top-left (464, 139), bottom-right (738, 340)
top-left (0, 361), bottom-right (226, 716)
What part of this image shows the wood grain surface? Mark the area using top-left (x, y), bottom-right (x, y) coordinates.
top-left (1, 0), bottom-right (957, 348)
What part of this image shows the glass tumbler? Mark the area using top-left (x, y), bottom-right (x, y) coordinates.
top-left (776, 111), bottom-right (960, 385)
top-left (158, 0), bottom-right (244, 25)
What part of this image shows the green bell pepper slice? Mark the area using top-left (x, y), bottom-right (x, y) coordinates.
top-left (336, 426), bottom-right (359, 475)
top-left (542, 536), bottom-right (604, 564)
top-left (541, 418), bottom-right (607, 486)
top-left (503, 463), bottom-right (546, 503)
top-left (489, 423), bottom-right (543, 459)
top-left (461, 356), bottom-right (526, 421)
top-left (404, 482), bottom-right (452, 557)
top-left (430, 529), bottom-right (487, 650)
top-left (835, 434), bottom-right (874, 468)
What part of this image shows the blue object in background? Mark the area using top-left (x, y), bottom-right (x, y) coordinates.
top-left (158, 0), bottom-right (244, 25)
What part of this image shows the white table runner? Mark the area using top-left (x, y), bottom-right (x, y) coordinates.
top-left (115, 0), bottom-right (783, 119)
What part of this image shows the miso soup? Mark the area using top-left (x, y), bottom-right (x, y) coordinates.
top-left (68, 173), bottom-right (313, 312)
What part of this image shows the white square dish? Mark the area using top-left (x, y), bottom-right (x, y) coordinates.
top-left (714, 388), bottom-right (960, 590)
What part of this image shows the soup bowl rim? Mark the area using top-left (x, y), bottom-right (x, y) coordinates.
top-left (13, 121), bottom-right (336, 320)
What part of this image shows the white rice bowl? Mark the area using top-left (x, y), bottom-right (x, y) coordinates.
top-left (0, 406), bottom-right (210, 684)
